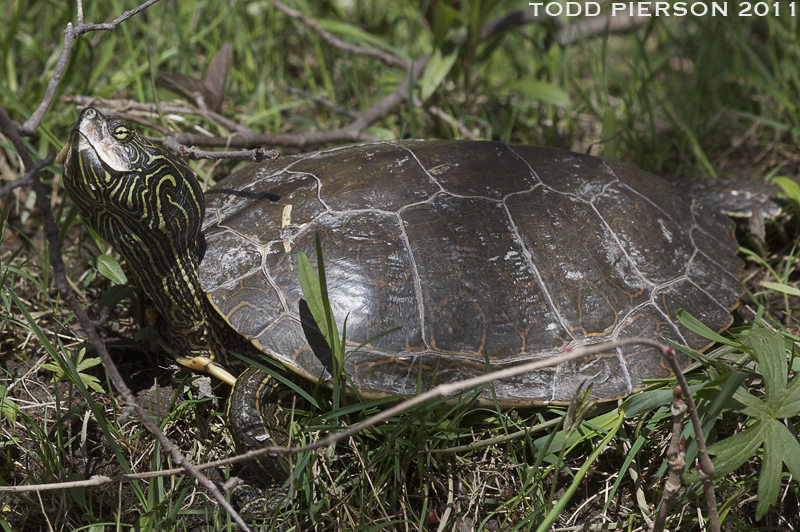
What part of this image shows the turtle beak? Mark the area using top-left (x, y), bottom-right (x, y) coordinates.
top-left (57, 107), bottom-right (131, 173)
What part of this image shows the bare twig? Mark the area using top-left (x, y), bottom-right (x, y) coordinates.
top-left (20, 0), bottom-right (163, 136)
top-left (162, 137), bottom-right (280, 162)
top-left (1, 336), bottom-right (668, 497)
top-left (454, 8), bottom-right (649, 47)
top-left (559, 13), bottom-right (650, 45)
top-left (652, 387), bottom-right (688, 532)
top-left (663, 347), bottom-right (720, 532)
top-left (451, 9), bottom-right (550, 46)
top-left (0, 152), bottom-right (56, 197)
top-left (65, 95), bottom-right (253, 134)
top-left (271, 0), bottom-right (410, 69)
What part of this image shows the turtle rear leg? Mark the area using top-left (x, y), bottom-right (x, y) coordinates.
top-left (226, 366), bottom-right (292, 518)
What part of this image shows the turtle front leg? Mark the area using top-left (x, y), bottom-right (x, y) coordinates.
top-left (226, 366), bottom-right (292, 518)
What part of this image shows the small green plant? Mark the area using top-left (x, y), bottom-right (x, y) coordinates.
top-left (0, 384), bottom-right (18, 430)
top-left (41, 345), bottom-right (105, 393)
top-left (694, 320), bottom-right (800, 520)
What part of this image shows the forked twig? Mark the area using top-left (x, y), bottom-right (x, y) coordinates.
top-left (652, 387), bottom-right (688, 531)
top-left (661, 347), bottom-right (720, 532)
top-left (20, 0), bottom-right (162, 136)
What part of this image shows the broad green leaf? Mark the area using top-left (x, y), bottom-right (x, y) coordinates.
top-left (76, 351), bottom-right (103, 372)
top-left (705, 419), bottom-right (768, 478)
top-left (755, 420), bottom-right (800, 520)
top-left (745, 322), bottom-right (788, 408)
top-left (297, 236), bottom-right (342, 360)
top-left (502, 79), bottom-right (570, 108)
top-left (775, 371), bottom-right (800, 418)
top-left (419, 44), bottom-right (459, 101)
top-left (313, 234), bottom-right (342, 361)
top-left (732, 386), bottom-right (772, 418)
top-left (774, 421), bottom-right (800, 478)
top-left (94, 254), bottom-right (128, 285)
top-left (695, 321), bottom-right (800, 516)
top-left (757, 421), bottom-right (783, 520)
top-left (40, 347), bottom-right (105, 393)
top-left (98, 285), bottom-right (133, 309)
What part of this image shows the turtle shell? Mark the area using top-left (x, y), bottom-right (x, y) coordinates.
top-left (199, 140), bottom-right (743, 405)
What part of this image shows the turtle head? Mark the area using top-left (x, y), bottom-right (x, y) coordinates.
top-left (58, 107), bottom-right (141, 175)
top-left (60, 108), bottom-right (217, 361)
top-left (60, 107), bottom-right (204, 261)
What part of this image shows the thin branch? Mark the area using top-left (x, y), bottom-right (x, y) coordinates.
top-left (558, 13), bottom-right (650, 45)
top-left (652, 388), bottom-right (688, 532)
top-left (450, 8), bottom-right (649, 47)
top-left (20, 0), bottom-right (163, 136)
top-left (271, 0), bottom-right (410, 69)
top-left (75, 0), bottom-right (162, 31)
top-left (0, 152), bottom-right (56, 197)
top-left (19, 26), bottom-right (75, 136)
top-left (451, 9), bottom-right (550, 46)
top-left (664, 347), bottom-right (720, 532)
top-left (162, 137), bottom-right (280, 161)
top-left (1, 336), bottom-right (669, 497)
top-left (65, 95), bottom-right (252, 134)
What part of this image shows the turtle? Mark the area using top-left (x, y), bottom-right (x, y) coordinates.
top-left (59, 107), bottom-right (744, 517)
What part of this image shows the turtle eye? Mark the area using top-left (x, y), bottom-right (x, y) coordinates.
top-left (112, 125), bottom-right (132, 142)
